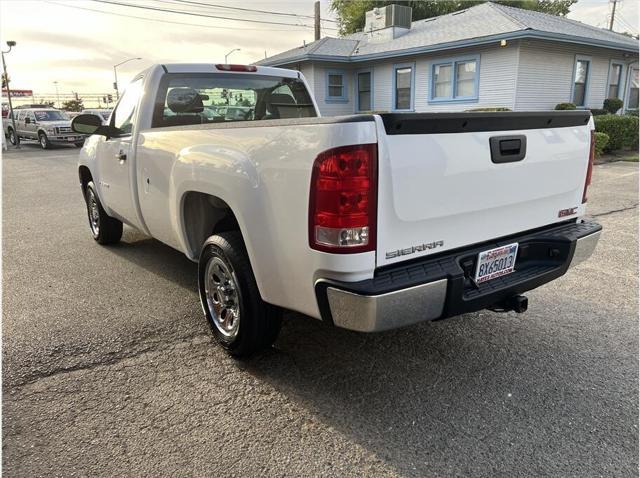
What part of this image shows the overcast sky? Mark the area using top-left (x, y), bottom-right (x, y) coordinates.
top-left (1, 0), bottom-right (638, 106)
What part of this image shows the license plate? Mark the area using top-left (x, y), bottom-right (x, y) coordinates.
top-left (474, 242), bottom-right (519, 284)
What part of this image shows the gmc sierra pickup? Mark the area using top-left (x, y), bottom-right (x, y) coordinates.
top-left (72, 63), bottom-right (601, 356)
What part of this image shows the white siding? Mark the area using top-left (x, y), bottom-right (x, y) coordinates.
top-left (515, 39), bottom-right (635, 110)
top-left (299, 63), bottom-right (315, 92)
top-left (302, 43), bottom-right (520, 115)
top-left (312, 62), bottom-right (355, 116)
top-left (283, 40), bottom-right (638, 115)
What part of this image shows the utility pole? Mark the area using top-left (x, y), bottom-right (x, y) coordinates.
top-left (314, 1), bottom-right (320, 41)
top-left (2, 40), bottom-right (19, 149)
top-left (609, 0), bottom-right (618, 31)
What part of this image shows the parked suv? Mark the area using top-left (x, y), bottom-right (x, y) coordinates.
top-left (5, 108), bottom-right (86, 149)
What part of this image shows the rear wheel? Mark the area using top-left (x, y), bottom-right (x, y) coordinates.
top-left (199, 231), bottom-right (282, 357)
top-left (38, 132), bottom-right (51, 149)
top-left (84, 181), bottom-right (122, 244)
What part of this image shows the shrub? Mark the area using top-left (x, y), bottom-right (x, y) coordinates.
top-left (603, 97), bottom-right (624, 114)
top-left (594, 132), bottom-right (609, 157)
top-left (555, 102), bottom-right (576, 110)
top-left (466, 107), bottom-right (512, 112)
top-left (590, 108), bottom-right (608, 116)
top-left (594, 114), bottom-right (639, 152)
top-left (625, 110), bottom-right (639, 117)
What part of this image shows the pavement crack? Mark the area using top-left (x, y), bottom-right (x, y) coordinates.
top-left (591, 203), bottom-right (639, 217)
top-left (7, 332), bottom-right (211, 389)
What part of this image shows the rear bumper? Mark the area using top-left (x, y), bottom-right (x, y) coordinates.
top-left (316, 220), bottom-right (601, 332)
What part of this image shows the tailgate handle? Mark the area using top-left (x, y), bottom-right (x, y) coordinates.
top-left (490, 135), bottom-right (526, 163)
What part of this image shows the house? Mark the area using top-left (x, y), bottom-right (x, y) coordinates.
top-left (257, 2), bottom-right (639, 115)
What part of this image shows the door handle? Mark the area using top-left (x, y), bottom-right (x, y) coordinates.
top-left (489, 135), bottom-right (527, 163)
top-left (115, 151), bottom-right (127, 161)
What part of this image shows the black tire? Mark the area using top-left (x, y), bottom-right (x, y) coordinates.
top-left (74, 141), bottom-right (84, 148)
top-left (38, 132), bottom-right (51, 149)
top-left (7, 128), bottom-right (17, 145)
top-left (198, 231), bottom-right (282, 357)
top-left (84, 181), bottom-right (123, 244)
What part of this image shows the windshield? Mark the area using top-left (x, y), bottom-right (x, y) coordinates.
top-left (34, 110), bottom-right (70, 121)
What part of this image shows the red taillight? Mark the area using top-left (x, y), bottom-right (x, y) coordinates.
top-left (215, 64), bottom-right (257, 72)
top-left (309, 144), bottom-right (377, 253)
top-left (583, 130), bottom-right (595, 203)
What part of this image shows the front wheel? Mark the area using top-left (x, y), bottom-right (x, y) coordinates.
top-left (38, 132), bottom-right (51, 149)
top-left (7, 128), bottom-right (17, 145)
top-left (84, 181), bottom-right (123, 244)
top-left (198, 232), bottom-right (282, 357)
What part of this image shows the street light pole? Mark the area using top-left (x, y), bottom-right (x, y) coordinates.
top-left (113, 57), bottom-right (142, 100)
top-left (53, 81), bottom-right (60, 108)
top-left (224, 48), bottom-right (240, 63)
top-left (2, 40), bottom-right (19, 149)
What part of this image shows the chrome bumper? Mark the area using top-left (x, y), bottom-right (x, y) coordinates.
top-left (568, 230), bottom-right (601, 268)
top-left (322, 222), bottom-right (601, 333)
top-left (326, 279), bottom-right (447, 332)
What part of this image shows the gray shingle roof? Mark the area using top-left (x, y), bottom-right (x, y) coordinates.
top-left (257, 2), bottom-right (638, 66)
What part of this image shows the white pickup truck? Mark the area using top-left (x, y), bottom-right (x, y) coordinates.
top-left (72, 63), bottom-right (601, 357)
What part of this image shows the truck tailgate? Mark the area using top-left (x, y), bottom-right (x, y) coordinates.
top-left (375, 112), bottom-right (592, 268)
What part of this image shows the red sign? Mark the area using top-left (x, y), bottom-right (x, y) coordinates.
top-left (2, 89), bottom-right (33, 97)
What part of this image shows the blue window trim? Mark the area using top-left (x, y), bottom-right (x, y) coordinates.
top-left (606, 59), bottom-right (625, 100)
top-left (428, 54), bottom-right (480, 104)
top-left (354, 68), bottom-right (374, 112)
top-left (392, 62), bottom-right (415, 112)
top-left (624, 65), bottom-right (639, 112)
top-left (325, 69), bottom-right (348, 103)
top-left (570, 54), bottom-right (592, 108)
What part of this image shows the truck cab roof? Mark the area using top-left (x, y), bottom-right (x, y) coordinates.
top-left (160, 63), bottom-right (300, 78)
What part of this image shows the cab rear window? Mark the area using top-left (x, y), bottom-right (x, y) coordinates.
top-left (152, 73), bottom-right (316, 128)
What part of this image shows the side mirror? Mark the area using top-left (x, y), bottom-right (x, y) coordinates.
top-left (72, 114), bottom-right (105, 135)
top-left (25, 117), bottom-right (31, 124)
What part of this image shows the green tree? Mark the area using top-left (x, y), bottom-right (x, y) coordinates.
top-left (330, 0), bottom-right (576, 35)
top-left (61, 98), bottom-right (84, 112)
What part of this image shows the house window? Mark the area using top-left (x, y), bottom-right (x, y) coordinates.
top-left (357, 71), bottom-right (372, 112)
top-left (394, 64), bottom-right (413, 111)
top-left (572, 57), bottom-right (591, 107)
top-left (434, 64), bottom-right (452, 98)
top-left (628, 68), bottom-right (639, 110)
top-left (608, 62), bottom-right (623, 98)
top-left (326, 70), bottom-right (347, 102)
top-left (430, 56), bottom-right (479, 102)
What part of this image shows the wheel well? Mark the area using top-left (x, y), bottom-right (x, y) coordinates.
top-left (78, 166), bottom-right (93, 192)
top-left (182, 192), bottom-right (241, 256)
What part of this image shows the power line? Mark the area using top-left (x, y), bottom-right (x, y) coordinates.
top-left (168, 0), bottom-right (339, 24)
top-left (614, 15), bottom-right (639, 34)
top-left (90, 0), bottom-right (324, 29)
top-left (45, 0), bottom-right (312, 32)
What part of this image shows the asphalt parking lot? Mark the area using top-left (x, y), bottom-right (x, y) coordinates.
top-left (2, 143), bottom-right (638, 477)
